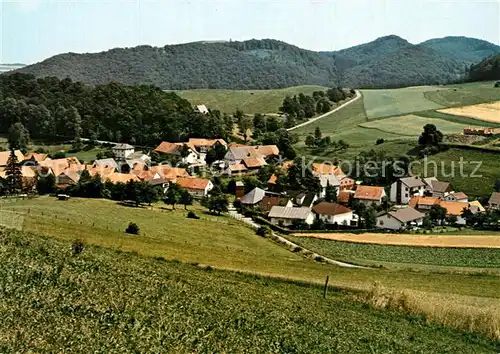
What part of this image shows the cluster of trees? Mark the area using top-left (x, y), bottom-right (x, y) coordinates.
top-left (418, 124), bottom-right (446, 156)
top-left (305, 127), bottom-right (349, 150)
top-left (280, 87), bottom-right (353, 126)
top-left (469, 54), bottom-right (500, 82)
top-left (0, 73), bottom-right (234, 147)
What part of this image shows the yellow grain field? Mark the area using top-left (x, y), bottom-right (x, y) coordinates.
top-left (438, 101), bottom-right (500, 123)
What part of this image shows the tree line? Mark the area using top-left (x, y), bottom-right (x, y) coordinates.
top-left (0, 73), bottom-right (234, 147)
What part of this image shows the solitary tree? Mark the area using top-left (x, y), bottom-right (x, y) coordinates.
top-left (164, 183), bottom-right (180, 210)
top-left (418, 124), bottom-right (443, 146)
top-left (180, 189), bottom-right (193, 210)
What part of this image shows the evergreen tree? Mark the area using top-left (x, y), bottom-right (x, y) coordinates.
top-left (325, 184), bottom-right (338, 203)
top-left (5, 150), bottom-right (23, 194)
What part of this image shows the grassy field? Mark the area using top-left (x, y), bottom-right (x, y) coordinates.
top-left (0, 197), bottom-right (499, 340)
top-left (361, 86), bottom-right (444, 119)
top-left (2, 229), bottom-right (498, 352)
top-left (359, 114), bottom-right (479, 136)
top-left (424, 81), bottom-right (500, 107)
top-left (288, 237), bottom-right (500, 269)
top-left (410, 147), bottom-right (500, 198)
top-left (175, 85), bottom-right (327, 114)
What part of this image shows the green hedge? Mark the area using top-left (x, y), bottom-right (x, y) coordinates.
top-left (442, 143), bottom-right (500, 154)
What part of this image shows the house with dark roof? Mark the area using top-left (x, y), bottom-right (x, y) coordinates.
top-left (428, 180), bottom-right (453, 198)
top-left (240, 188), bottom-right (266, 206)
top-left (377, 207), bottom-right (425, 230)
top-left (312, 202), bottom-right (357, 226)
top-left (259, 195), bottom-right (293, 213)
top-left (295, 191), bottom-right (318, 208)
top-left (390, 176), bottom-right (426, 204)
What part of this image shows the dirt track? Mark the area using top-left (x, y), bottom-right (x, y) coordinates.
top-left (293, 233), bottom-right (500, 248)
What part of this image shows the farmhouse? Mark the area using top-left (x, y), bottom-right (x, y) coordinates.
top-left (439, 201), bottom-right (469, 225)
top-left (176, 177), bottom-right (213, 198)
top-left (295, 191), bottom-right (318, 208)
top-left (112, 143), bottom-right (134, 160)
top-left (240, 187), bottom-right (266, 206)
top-left (224, 145), bottom-right (279, 168)
top-left (23, 152), bottom-right (48, 163)
top-left (259, 195), bottom-right (293, 213)
top-left (150, 166), bottom-right (190, 181)
top-left (353, 185), bottom-right (386, 205)
top-left (390, 176), bottom-right (426, 204)
top-left (154, 141), bottom-right (199, 165)
top-left (377, 207), bottom-right (425, 230)
top-left (39, 157), bottom-right (82, 176)
top-left (409, 196), bottom-right (440, 210)
top-left (268, 206), bottom-right (315, 227)
top-left (196, 104), bottom-right (209, 114)
top-left (312, 202), bottom-right (357, 226)
top-left (427, 179), bottom-right (453, 198)
top-left (188, 138), bottom-right (227, 153)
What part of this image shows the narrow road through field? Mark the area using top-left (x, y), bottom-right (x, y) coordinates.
top-left (287, 90), bottom-right (361, 132)
top-left (293, 233), bottom-right (500, 248)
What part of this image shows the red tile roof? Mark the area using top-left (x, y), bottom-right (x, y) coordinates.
top-left (176, 177), bottom-right (211, 190)
top-left (312, 202), bottom-right (352, 216)
top-left (354, 185), bottom-right (385, 201)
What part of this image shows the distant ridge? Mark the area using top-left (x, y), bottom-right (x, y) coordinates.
top-left (12, 36), bottom-right (500, 89)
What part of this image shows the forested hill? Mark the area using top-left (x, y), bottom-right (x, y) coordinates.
top-left (420, 36), bottom-right (500, 64)
top-left (13, 36), bottom-right (500, 89)
top-left (469, 54), bottom-right (500, 82)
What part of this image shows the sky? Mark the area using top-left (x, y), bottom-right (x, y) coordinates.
top-left (1, 0), bottom-right (499, 64)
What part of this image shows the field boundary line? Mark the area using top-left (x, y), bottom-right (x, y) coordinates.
top-left (287, 90), bottom-right (361, 131)
top-left (292, 233), bottom-right (500, 249)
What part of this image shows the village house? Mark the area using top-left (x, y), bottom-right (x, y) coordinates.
top-left (154, 141), bottom-right (199, 165)
top-left (0, 150), bottom-right (24, 167)
top-left (463, 127), bottom-right (500, 136)
top-left (294, 191), bottom-right (318, 208)
top-left (377, 207), bottom-right (425, 230)
top-left (56, 171), bottom-right (81, 189)
top-left (444, 192), bottom-right (468, 203)
top-left (240, 187), bottom-right (266, 206)
top-left (92, 158), bottom-right (119, 171)
top-left (148, 178), bottom-right (170, 194)
top-left (409, 196), bottom-right (440, 210)
top-left (188, 138), bottom-right (227, 153)
top-left (426, 179), bottom-right (453, 198)
top-left (23, 152), bottom-right (48, 164)
top-left (438, 201), bottom-right (468, 225)
top-left (126, 151), bottom-right (151, 164)
top-left (488, 192), bottom-right (500, 209)
top-left (224, 145), bottom-right (279, 169)
top-left (390, 176), bottom-right (426, 204)
top-left (312, 202), bottom-right (357, 226)
top-left (38, 157), bottom-right (82, 177)
top-left (176, 177), bottom-right (213, 198)
top-left (353, 185), bottom-right (386, 206)
top-left (150, 166), bottom-right (190, 182)
top-left (224, 163), bottom-right (248, 176)
top-left (112, 143), bottom-right (135, 160)
top-left (259, 195), bottom-right (293, 213)
top-left (268, 206), bottom-right (315, 227)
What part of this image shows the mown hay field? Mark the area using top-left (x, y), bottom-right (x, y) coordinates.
top-left (175, 85), bottom-right (327, 114)
top-left (361, 86), bottom-right (444, 119)
top-left (1, 229), bottom-right (498, 352)
top-left (438, 101), bottom-right (500, 124)
top-left (359, 114), bottom-right (475, 136)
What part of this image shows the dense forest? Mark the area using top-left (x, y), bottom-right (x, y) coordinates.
top-left (13, 36), bottom-right (500, 90)
top-left (0, 73), bottom-right (234, 146)
top-left (469, 54), bottom-right (500, 82)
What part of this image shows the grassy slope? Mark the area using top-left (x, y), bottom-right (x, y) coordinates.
top-left (175, 85), bottom-right (327, 114)
top-left (424, 81), bottom-right (500, 107)
top-left (361, 86), bottom-right (444, 119)
top-left (0, 196), bottom-right (498, 305)
top-left (288, 237), bottom-right (500, 269)
top-left (1, 229), bottom-right (498, 353)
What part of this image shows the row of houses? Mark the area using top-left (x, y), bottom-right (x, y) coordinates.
top-left (1, 150), bottom-right (214, 198)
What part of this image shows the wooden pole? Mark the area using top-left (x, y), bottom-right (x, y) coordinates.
top-left (323, 275), bottom-right (329, 299)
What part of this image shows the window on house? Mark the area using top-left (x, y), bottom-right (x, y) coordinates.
top-left (379, 220), bottom-right (384, 225)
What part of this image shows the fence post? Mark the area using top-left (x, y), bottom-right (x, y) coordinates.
top-left (323, 275), bottom-right (329, 299)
